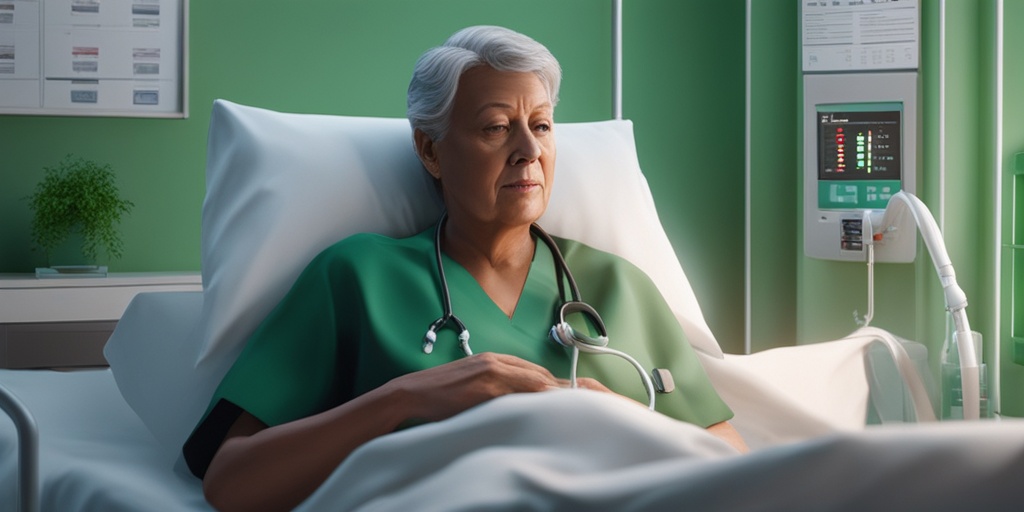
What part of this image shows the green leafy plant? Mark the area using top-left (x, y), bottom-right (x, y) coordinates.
top-left (27, 155), bottom-right (134, 264)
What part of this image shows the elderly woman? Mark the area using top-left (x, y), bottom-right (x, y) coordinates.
top-left (184, 25), bottom-right (745, 511)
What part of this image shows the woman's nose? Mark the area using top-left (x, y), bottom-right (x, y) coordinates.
top-left (508, 126), bottom-right (542, 166)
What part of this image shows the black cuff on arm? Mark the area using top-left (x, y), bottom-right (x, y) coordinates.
top-left (183, 399), bottom-right (244, 479)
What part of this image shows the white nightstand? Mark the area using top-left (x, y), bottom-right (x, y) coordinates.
top-left (0, 272), bottom-right (203, 368)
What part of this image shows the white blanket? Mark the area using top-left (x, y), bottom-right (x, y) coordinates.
top-left (4, 370), bottom-right (1023, 511)
top-left (298, 389), bottom-right (1024, 511)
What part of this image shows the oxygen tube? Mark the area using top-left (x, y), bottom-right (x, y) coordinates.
top-left (873, 191), bottom-right (980, 420)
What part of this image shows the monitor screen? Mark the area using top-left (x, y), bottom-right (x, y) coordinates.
top-left (815, 105), bottom-right (902, 210)
top-left (818, 109), bottom-right (901, 181)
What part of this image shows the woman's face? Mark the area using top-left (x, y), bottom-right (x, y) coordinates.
top-left (418, 66), bottom-right (556, 232)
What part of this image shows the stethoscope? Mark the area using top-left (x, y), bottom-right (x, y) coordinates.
top-left (422, 212), bottom-right (665, 410)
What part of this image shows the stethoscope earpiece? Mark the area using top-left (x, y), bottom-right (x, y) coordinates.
top-left (422, 329), bottom-right (436, 354)
top-left (457, 329), bottom-right (471, 356)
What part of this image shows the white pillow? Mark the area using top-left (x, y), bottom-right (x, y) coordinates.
top-left (106, 99), bottom-right (723, 451)
top-left (198, 101), bottom-right (440, 364)
top-left (197, 99), bottom-right (721, 369)
top-left (105, 291), bottom-right (208, 455)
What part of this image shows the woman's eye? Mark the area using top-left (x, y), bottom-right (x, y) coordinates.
top-left (484, 125), bottom-right (509, 134)
top-left (534, 123), bottom-right (551, 132)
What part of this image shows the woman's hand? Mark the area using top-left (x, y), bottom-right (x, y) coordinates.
top-left (385, 352), bottom-right (610, 423)
top-left (707, 421), bottom-right (749, 453)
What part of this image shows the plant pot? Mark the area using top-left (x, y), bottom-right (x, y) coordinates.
top-left (35, 228), bottom-right (108, 278)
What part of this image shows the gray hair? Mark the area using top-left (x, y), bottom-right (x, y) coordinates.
top-left (407, 26), bottom-right (562, 141)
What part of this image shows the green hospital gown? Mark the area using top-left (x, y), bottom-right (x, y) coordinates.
top-left (183, 227), bottom-right (732, 477)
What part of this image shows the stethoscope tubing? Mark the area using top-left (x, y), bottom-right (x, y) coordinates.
top-left (424, 212), bottom-right (656, 410)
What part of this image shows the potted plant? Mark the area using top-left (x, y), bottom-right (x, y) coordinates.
top-left (27, 155), bottom-right (134, 273)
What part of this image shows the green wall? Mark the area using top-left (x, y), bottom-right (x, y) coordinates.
top-left (0, 1), bottom-right (748, 352)
top-left (748, 0), bottom-right (799, 353)
top-left (625, 0), bottom-right (746, 353)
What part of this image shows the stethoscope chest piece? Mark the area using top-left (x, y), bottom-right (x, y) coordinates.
top-left (549, 301), bottom-right (609, 350)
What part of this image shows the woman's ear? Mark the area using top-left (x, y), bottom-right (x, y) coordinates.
top-left (414, 129), bottom-right (442, 180)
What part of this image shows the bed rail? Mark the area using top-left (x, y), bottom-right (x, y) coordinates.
top-left (0, 382), bottom-right (39, 512)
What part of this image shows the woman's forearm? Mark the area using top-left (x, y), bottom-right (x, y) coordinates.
top-left (203, 382), bottom-right (413, 512)
top-left (202, 353), bottom-right (571, 511)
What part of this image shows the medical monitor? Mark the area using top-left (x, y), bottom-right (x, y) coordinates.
top-left (803, 72), bottom-right (917, 262)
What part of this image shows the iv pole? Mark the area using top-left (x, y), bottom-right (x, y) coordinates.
top-left (612, 0), bottom-right (623, 121)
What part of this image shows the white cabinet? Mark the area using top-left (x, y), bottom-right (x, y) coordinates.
top-left (0, 272), bottom-right (201, 368)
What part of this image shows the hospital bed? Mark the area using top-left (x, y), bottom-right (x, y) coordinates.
top-left (2, 100), bottom-right (1023, 511)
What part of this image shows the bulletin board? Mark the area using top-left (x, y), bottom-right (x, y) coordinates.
top-left (0, 0), bottom-right (187, 118)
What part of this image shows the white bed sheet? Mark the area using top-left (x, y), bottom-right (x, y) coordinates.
top-left (3, 368), bottom-right (1023, 511)
top-left (0, 369), bottom-right (208, 511)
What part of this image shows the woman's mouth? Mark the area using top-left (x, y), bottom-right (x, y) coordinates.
top-left (503, 180), bottom-right (539, 192)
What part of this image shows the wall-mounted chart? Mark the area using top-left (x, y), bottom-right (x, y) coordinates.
top-left (0, 0), bottom-right (187, 117)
